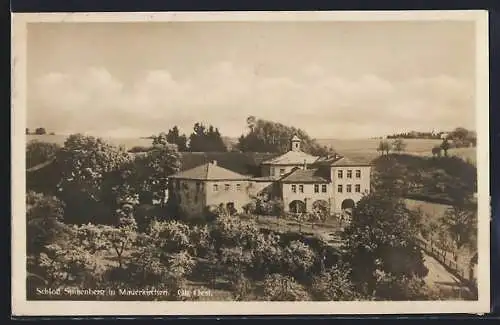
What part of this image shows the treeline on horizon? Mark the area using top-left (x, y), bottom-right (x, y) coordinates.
top-left (385, 127), bottom-right (477, 145)
top-left (132, 116), bottom-right (336, 157)
top-left (26, 127), bottom-right (55, 135)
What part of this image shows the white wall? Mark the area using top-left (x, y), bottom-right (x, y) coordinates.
top-left (330, 166), bottom-right (371, 212)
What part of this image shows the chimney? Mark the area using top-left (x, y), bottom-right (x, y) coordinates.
top-left (303, 159), bottom-right (307, 169)
top-left (211, 160), bottom-right (217, 166)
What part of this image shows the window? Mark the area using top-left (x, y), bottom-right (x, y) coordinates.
top-left (355, 184), bottom-right (361, 193)
top-left (291, 185), bottom-right (297, 193)
top-left (236, 184), bottom-right (242, 191)
top-left (225, 184), bottom-right (230, 191)
top-left (321, 184), bottom-right (327, 193)
top-left (338, 170), bottom-right (343, 178)
top-left (213, 184), bottom-right (218, 192)
top-left (347, 170), bottom-right (352, 178)
top-left (299, 185), bottom-right (304, 193)
top-left (356, 170), bottom-right (361, 178)
top-left (338, 185), bottom-right (343, 193)
top-left (347, 184), bottom-right (352, 193)
top-left (314, 184), bottom-right (319, 193)
top-left (280, 168), bottom-right (286, 175)
top-left (270, 168), bottom-right (275, 176)
top-left (176, 180), bottom-right (180, 189)
top-left (196, 181), bottom-right (201, 192)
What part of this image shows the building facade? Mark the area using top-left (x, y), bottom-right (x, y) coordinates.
top-left (168, 136), bottom-right (371, 218)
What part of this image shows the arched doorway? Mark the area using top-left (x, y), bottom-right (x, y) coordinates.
top-left (289, 200), bottom-right (306, 213)
top-left (341, 199), bottom-right (355, 210)
top-left (226, 202), bottom-right (236, 216)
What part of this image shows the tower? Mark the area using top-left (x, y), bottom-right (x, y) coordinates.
top-left (291, 135), bottom-right (301, 152)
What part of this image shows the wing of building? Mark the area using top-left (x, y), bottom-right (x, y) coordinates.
top-left (168, 135), bottom-right (372, 219)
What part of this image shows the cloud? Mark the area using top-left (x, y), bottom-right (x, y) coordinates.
top-left (29, 62), bottom-right (475, 139)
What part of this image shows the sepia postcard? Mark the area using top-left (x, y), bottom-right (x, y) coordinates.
top-left (11, 10), bottom-right (490, 316)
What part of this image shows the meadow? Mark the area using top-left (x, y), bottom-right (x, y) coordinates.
top-left (316, 138), bottom-right (476, 165)
top-left (27, 135), bottom-right (476, 164)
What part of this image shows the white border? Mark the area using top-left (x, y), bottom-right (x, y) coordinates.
top-left (11, 10), bottom-right (490, 316)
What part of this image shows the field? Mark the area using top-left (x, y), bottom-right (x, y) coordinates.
top-left (316, 138), bottom-right (476, 165)
top-left (27, 135), bottom-right (476, 164)
top-left (404, 198), bottom-right (451, 224)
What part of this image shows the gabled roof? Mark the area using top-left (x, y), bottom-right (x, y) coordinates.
top-left (314, 155), bottom-right (371, 167)
top-left (329, 156), bottom-right (371, 167)
top-left (261, 150), bottom-right (319, 165)
top-left (291, 135), bottom-right (301, 142)
top-left (280, 168), bottom-right (330, 183)
top-left (169, 161), bottom-right (250, 181)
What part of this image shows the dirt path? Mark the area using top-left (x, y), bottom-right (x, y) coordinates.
top-left (422, 252), bottom-right (472, 299)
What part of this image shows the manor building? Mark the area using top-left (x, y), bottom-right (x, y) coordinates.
top-left (168, 136), bottom-right (371, 219)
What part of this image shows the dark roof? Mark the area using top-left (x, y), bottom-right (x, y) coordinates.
top-left (251, 175), bottom-right (282, 182)
top-left (169, 161), bottom-right (250, 181)
top-left (179, 152), bottom-right (279, 176)
top-left (280, 168), bottom-right (330, 183)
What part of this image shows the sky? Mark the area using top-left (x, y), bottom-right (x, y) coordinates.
top-left (27, 21), bottom-right (477, 139)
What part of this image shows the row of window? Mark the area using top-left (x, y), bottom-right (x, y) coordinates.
top-left (174, 180), bottom-right (243, 192)
top-left (290, 184), bottom-right (362, 194)
top-left (338, 184), bottom-right (361, 193)
top-left (213, 183), bottom-right (242, 192)
top-left (338, 169), bottom-right (362, 179)
top-left (271, 168), bottom-right (363, 178)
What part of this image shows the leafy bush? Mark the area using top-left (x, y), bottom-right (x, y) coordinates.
top-left (282, 240), bottom-right (316, 281)
top-left (26, 191), bottom-right (66, 255)
top-left (148, 220), bottom-right (192, 254)
top-left (262, 274), bottom-right (311, 301)
top-left (310, 265), bottom-right (362, 301)
top-left (210, 214), bottom-right (260, 250)
top-left (189, 224), bottom-right (212, 257)
top-left (373, 273), bottom-right (442, 301)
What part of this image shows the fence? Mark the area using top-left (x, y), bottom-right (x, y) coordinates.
top-left (416, 236), bottom-right (477, 294)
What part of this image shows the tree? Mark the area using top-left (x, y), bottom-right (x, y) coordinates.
top-left (237, 116), bottom-right (334, 156)
top-left (377, 140), bottom-right (391, 155)
top-left (342, 191), bottom-right (428, 296)
top-left (26, 191), bottom-right (66, 255)
top-left (262, 274), bottom-right (311, 301)
top-left (392, 139), bottom-right (407, 153)
top-left (188, 123), bottom-right (227, 152)
top-left (56, 134), bottom-right (134, 223)
top-left (35, 127), bottom-right (47, 135)
top-left (131, 142), bottom-right (181, 205)
top-left (440, 139), bottom-right (451, 157)
top-left (74, 216), bottom-right (138, 269)
top-left (440, 204), bottom-right (477, 253)
top-left (310, 264), bottom-right (361, 301)
top-left (147, 220), bottom-right (193, 254)
top-left (167, 126), bottom-right (188, 151)
top-left (282, 240), bottom-right (316, 281)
